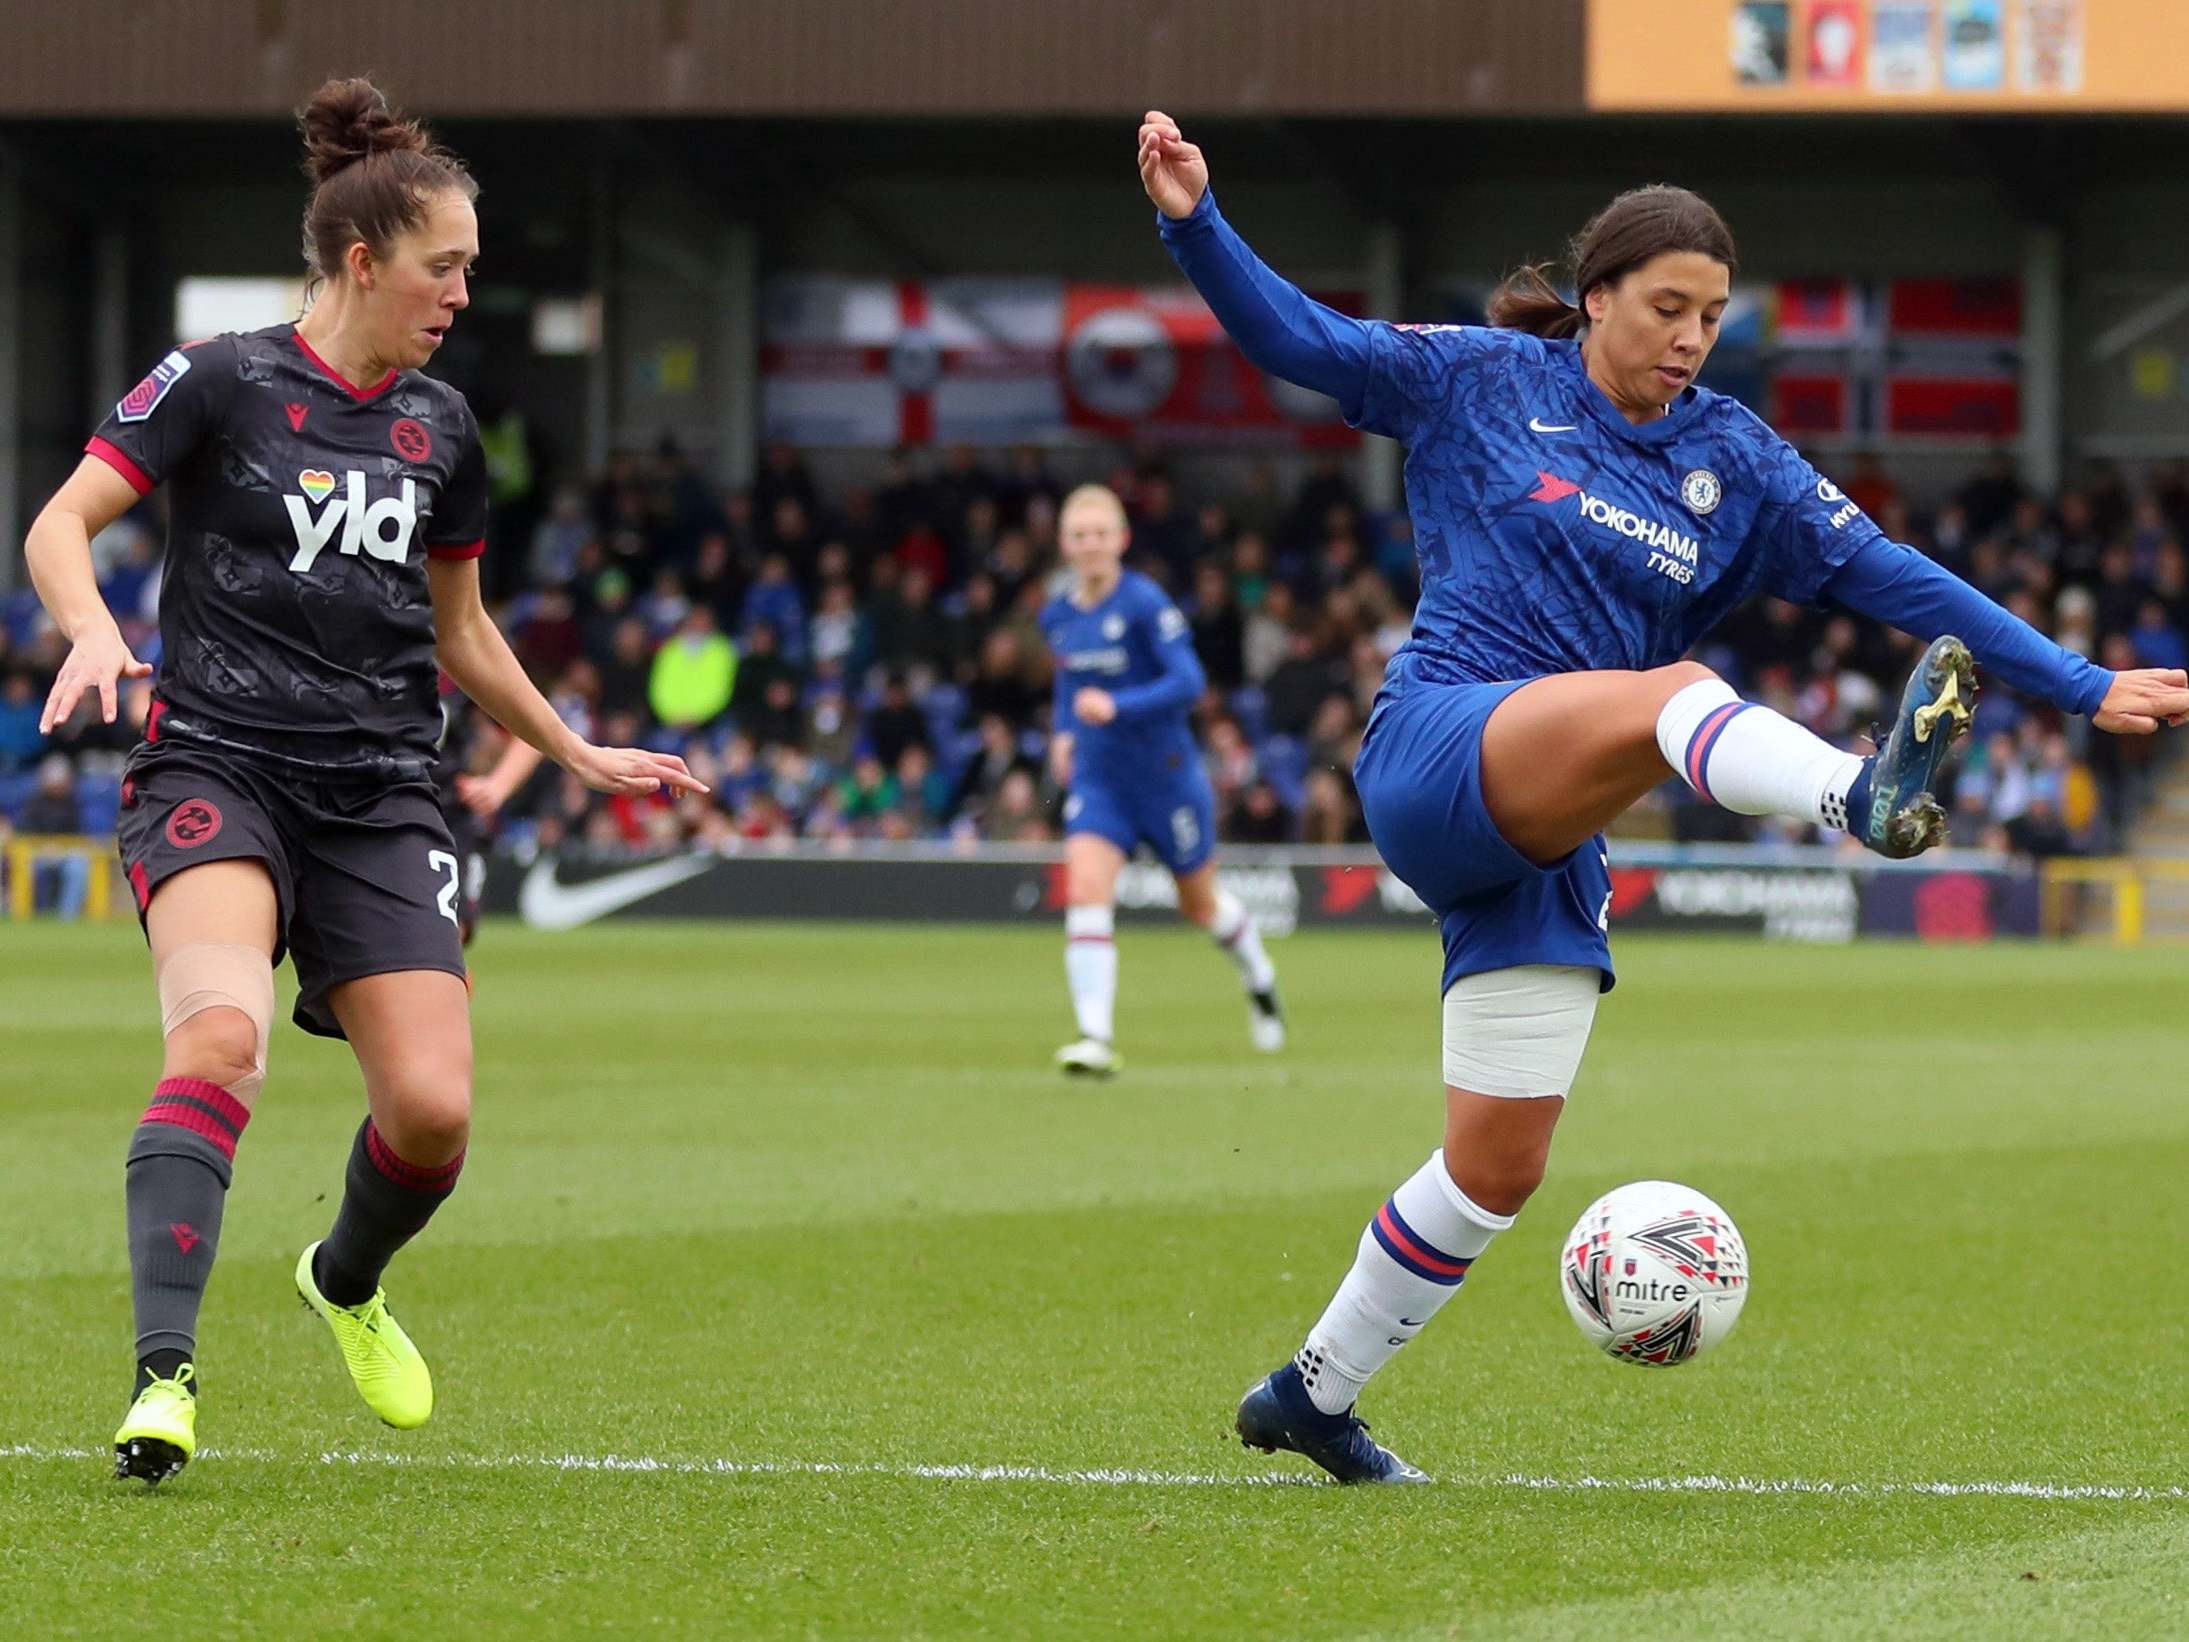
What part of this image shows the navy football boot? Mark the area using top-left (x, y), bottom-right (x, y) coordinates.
top-left (1845, 635), bottom-right (1977, 859)
top-left (1235, 1363), bottom-right (1429, 1484)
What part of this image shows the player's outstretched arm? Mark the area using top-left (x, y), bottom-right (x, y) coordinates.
top-left (427, 558), bottom-right (708, 797)
top-left (24, 457), bottom-right (153, 730)
top-left (1140, 111), bottom-right (1375, 410)
top-left (1821, 536), bottom-right (2189, 733)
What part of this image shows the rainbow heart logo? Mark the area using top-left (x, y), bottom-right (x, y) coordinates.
top-left (297, 469), bottom-right (337, 505)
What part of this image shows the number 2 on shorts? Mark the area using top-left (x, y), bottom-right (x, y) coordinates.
top-left (427, 849), bottom-right (461, 928)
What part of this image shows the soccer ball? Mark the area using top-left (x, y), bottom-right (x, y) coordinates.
top-left (1560, 1180), bottom-right (1749, 1366)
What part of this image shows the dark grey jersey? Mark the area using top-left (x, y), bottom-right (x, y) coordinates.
top-left (89, 324), bottom-right (489, 778)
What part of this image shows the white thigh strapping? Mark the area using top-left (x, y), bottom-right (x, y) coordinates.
top-left (1441, 964), bottom-right (1600, 1099)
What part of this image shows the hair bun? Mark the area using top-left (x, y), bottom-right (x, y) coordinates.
top-left (297, 77), bottom-right (428, 187)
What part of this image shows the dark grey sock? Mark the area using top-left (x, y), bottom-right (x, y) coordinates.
top-left (317, 1120), bottom-right (463, 1306)
top-left (125, 1120), bottom-right (234, 1394)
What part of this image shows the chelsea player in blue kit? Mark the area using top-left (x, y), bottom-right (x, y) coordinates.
top-left (1138, 111), bottom-right (2189, 1483)
top-left (1042, 484), bottom-right (1284, 1077)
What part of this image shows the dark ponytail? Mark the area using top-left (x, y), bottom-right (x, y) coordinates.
top-left (1489, 185), bottom-right (1737, 338)
top-left (1487, 264), bottom-right (1587, 340)
top-left (297, 77), bottom-right (476, 284)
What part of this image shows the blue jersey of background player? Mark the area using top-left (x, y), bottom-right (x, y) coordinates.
top-left (1137, 109), bottom-right (2189, 1486)
top-left (1039, 484), bottom-right (1284, 1077)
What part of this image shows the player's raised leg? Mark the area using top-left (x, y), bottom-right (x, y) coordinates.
top-left (296, 969), bottom-right (471, 1429)
top-left (1174, 864), bottom-right (1284, 1052)
top-left (115, 859), bottom-right (279, 1486)
top-left (1237, 965), bottom-right (1591, 1483)
top-left (1479, 641), bottom-right (1974, 866)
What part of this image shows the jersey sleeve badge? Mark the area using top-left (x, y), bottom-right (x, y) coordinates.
top-left (115, 350), bottom-right (192, 423)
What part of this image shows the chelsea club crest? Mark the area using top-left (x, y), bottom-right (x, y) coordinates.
top-left (1680, 469), bottom-right (1723, 517)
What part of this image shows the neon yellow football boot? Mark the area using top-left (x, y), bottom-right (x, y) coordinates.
top-left (114, 1363), bottom-right (197, 1486)
top-left (295, 1241), bottom-right (434, 1429)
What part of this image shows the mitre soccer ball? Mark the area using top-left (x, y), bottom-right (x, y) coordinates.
top-left (1560, 1180), bottom-right (1749, 1365)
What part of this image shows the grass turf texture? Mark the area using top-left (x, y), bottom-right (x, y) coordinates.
top-left (3, 920), bottom-right (2185, 1640)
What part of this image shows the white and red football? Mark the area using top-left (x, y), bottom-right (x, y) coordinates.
top-left (1560, 1181), bottom-right (1749, 1366)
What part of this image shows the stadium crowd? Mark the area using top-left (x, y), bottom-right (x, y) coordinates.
top-left (3, 437), bottom-right (2186, 888)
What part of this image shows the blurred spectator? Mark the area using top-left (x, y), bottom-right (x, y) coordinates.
top-left (866, 675), bottom-right (931, 768)
top-left (0, 671), bottom-right (46, 771)
top-left (741, 554), bottom-right (808, 664)
top-left (753, 440), bottom-right (819, 525)
top-left (20, 754), bottom-right (89, 918)
top-left (1264, 623), bottom-right (1351, 737)
top-left (648, 608), bottom-right (736, 731)
top-left (2129, 598), bottom-right (2188, 673)
top-left (515, 588), bottom-right (584, 681)
top-left (1188, 563), bottom-right (1245, 691)
top-left (1227, 778), bottom-right (1294, 844)
top-left (1298, 768), bottom-right (1363, 844)
top-left (838, 753), bottom-right (900, 828)
top-left (986, 767), bottom-right (1050, 841)
top-left (639, 569), bottom-right (693, 642)
top-left (597, 617), bottom-right (655, 720)
top-left (528, 487), bottom-right (594, 588)
top-left (810, 580), bottom-right (867, 675)
top-left (950, 713), bottom-right (1037, 826)
top-left (1242, 581), bottom-right (1296, 685)
top-left (686, 533), bottom-right (741, 625)
top-left (1955, 450), bottom-right (2023, 538)
top-left (896, 743), bottom-right (953, 830)
top-left (869, 566), bottom-right (953, 676)
top-left (965, 628), bottom-right (1041, 731)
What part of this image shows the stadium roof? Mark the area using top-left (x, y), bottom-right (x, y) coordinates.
top-left (0, 0), bottom-right (1584, 119)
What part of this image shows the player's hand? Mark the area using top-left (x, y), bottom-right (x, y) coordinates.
top-left (1074, 687), bottom-right (1118, 726)
top-left (1049, 733), bottom-right (1075, 787)
top-left (455, 772), bottom-right (510, 818)
top-left (569, 743), bottom-right (711, 798)
top-left (40, 622), bottom-right (151, 732)
top-left (1138, 111), bottom-right (1208, 220)
top-left (2094, 668), bottom-right (2189, 734)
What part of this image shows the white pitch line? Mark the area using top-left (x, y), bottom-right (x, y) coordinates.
top-left (8, 1442), bottom-right (2189, 1501)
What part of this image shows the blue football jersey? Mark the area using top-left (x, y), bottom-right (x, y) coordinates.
top-left (1041, 570), bottom-right (1207, 784)
top-left (1343, 325), bottom-right (1885, 687)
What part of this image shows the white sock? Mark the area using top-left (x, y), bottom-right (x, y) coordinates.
top-left (1656, 678), bottom-right (1866, 831)
top-left (1207, 890), bottom-right (1276, 992)
top-left (1296, 1150), bottom-right (1514, 1415)
top-left (1064, 905), bottom-right (1117, 1042)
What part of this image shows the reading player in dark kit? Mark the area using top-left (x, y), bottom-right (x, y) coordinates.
top-left (24, 77), bottom-right (705, 1486)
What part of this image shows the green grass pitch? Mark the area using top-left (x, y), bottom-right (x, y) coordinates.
top-left (3, 919), bottom-right (2186, 1639)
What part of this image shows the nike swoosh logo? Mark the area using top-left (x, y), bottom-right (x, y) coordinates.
top-left (1529, 417), bottom-right (1579, 433)
top-left (518, 854), bottom-right (716, 931)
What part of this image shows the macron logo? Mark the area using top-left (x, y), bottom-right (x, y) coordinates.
top-left (1530, 471), bottom-right (1582, 504)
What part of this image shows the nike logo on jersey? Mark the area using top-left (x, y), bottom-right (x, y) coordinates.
top-left (1528, 417), bottom-right (1579, 433)
top-left (517, 854), bottom-right (716, 930)
top-left (285, 470), bottom-right (420, 572)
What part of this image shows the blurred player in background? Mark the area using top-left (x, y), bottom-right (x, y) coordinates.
top-left (1042, 484), bottom-right (1284, 1076)
top-left (435, 675), bottom-right (542, 942)
top-left (1139, 110), bottom-right (2189, 1483)
top-left (25, 77), bottom-right (700, 1486)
